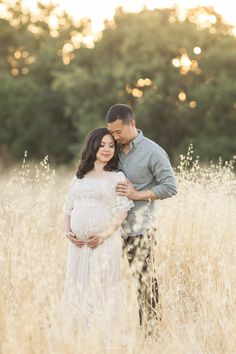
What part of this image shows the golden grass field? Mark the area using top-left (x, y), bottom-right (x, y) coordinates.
top-left (0, 151), bottom-right (236, 354)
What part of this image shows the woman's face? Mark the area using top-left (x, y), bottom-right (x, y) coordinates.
top-left (96, 134), bottom-right (115, 163)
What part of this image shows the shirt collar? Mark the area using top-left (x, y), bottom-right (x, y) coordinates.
top-left (131, 129), bottom-right (144, 147)
top-left (118, 129), bottom-right (144, 152)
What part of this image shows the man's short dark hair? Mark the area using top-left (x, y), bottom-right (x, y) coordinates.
top-left (106, 104), bottom-right (135, 123)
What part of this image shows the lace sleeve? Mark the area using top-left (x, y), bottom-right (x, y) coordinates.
top-left (112, 171), bottom-right (134, 214)
top-left (63, 176), bottom-right (77, 216)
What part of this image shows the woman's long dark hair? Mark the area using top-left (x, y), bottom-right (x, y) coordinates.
top-left (76, 128), bottom-right (119, 179)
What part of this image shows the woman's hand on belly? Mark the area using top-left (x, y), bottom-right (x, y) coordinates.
top-left (86, 234), bottom-right (106, 249)
top-left (66, 231), bottom-right (85, 248)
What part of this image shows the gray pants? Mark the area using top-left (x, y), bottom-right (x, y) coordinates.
top-left (123, 228), bottom-right (159, 325)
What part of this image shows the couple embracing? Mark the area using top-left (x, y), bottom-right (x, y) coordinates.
top-left (61, 104), bottom-right (177, 351)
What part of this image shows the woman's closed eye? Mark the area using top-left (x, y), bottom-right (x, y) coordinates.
top-left (100, 144), bottom-right (114, 148)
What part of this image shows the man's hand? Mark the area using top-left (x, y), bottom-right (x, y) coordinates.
top-left (116, 179), bottom-right (138, 199)
top-left (116, 180), bottom-right (158, 201)
top-left (86, 235), bottom-right (105, 249)
top-left (66, 231), bottom-right (85, 248)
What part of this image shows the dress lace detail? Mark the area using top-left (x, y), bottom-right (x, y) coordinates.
top-left (60, 171), bottom-right (135, 350)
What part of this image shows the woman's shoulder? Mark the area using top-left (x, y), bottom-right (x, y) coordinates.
top-left (71, 175), bottom-right (78, 181)
top-left (111, 170), bottom-right (126, 182)
top-left (68, 175), bottom-right (78, 185)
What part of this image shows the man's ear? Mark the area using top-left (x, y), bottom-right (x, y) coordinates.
top-left (130, 119), bottom-right (136, 128)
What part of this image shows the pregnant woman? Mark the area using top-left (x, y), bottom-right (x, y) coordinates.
top-left (61, 128), bottom-right (134, 351)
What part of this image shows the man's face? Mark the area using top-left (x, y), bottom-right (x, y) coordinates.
top-left (107, 119), bottom-right (135, 145)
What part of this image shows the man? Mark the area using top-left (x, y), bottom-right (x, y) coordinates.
top-left (106, 103), bottom-right (177, 324)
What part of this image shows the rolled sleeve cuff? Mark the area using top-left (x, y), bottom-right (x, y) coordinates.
top-left (152, 184), bottom-right (177, 200)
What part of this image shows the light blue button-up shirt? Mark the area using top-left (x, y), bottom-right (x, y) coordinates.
top-left (118, 130), bottom-right (177, 236)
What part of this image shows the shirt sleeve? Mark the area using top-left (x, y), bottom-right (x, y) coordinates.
top-left (63, 176), bottom-right (77, 216)
top-left (150, 147), bottom-right (177, 200)
top-left (112, 171), bottom-right (134, 214)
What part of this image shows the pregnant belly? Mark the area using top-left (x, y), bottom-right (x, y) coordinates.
top-left (70, 206), bottom-right (112, 240)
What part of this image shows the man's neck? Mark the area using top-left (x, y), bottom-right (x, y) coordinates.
top-left (122, 129), bottom-right (139, 154)
top-left (132, 128), bottom-right (139, 140)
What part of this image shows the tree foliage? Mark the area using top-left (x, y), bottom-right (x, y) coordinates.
top-left (0, 1), bottom-right (236, 164)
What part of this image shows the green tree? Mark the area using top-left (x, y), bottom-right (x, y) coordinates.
top-left (1, 3), bottom-right (236, 163)
top-left (54, 7), bottom-right (236, 162)
top-left (0, 0), bottom-right (90, 162)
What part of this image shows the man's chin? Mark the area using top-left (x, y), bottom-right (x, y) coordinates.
top-left (118, 140), bottom-right (125, 145)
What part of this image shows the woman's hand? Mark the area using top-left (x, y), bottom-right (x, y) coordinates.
top-left (66, 231), bottom-right (85, 248)
top-left (86, 234), bottom-right (106, 249)
top-left (86, 213), bottom-right (127, 249)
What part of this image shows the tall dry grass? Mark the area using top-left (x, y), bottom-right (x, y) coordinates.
top-left (0, 149), bottom-right (236, 354)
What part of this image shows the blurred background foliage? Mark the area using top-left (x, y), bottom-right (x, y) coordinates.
top-left (0, 0), bottom-right (236, 165)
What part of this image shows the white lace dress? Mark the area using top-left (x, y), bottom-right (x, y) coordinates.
top-left (61, 171), bottom-right (134, 350)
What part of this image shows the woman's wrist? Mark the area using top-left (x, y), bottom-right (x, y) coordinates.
top-left (98, 231), bottom-right (109, 240)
